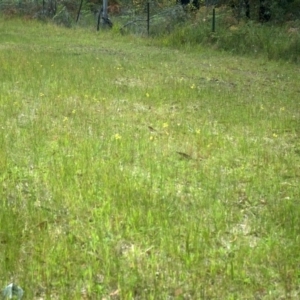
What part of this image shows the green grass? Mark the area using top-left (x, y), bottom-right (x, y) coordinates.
top-left (0, 17), bottom-right (300, 299)
top-left (154, 7), bottom-right (300, 64)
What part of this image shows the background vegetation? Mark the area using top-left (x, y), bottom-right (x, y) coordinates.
top-left (0, 16), bottom-right (300, 299)
top-left (0, 0), bottom-right (299, 63)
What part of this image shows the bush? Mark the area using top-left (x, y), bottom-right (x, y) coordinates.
top-left (157, 7), bottom-right (300, 63)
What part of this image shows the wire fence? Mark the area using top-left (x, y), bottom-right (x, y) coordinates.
top-left (0, 0), bottom-right (202, 31)
top-left (0, 0), bottom-right (276, 33)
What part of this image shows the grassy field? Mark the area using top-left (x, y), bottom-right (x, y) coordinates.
top-left (0, 18), bottom-right (300, 299)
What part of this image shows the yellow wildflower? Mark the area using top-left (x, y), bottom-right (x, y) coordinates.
top-left (114, 134), bottom-right (122, 140)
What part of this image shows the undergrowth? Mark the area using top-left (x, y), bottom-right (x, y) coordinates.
top-left (155, 9), bottom-right (300, 63)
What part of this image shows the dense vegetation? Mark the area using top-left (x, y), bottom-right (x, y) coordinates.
top-left (0, 0), bottom-right (299, 63)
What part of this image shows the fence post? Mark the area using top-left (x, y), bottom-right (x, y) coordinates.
top-left (147, 2), bottom-right (150, 36)
top-left (76, 0), bottom-right (84, 23)
top-left (212, 7), bottom-right (215, 32)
